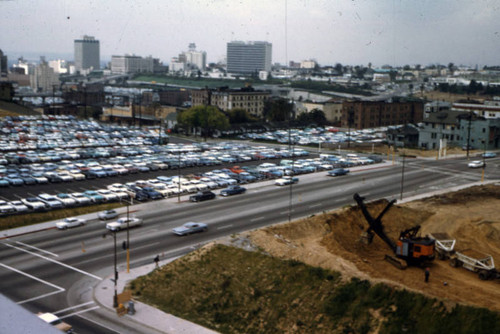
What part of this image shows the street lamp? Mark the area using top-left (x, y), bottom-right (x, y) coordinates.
top-left (400, 146), bottom-right (406, 201)
top-left (103, 230), bottom-right (119, 308)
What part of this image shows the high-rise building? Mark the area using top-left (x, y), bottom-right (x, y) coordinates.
top-left (111, 55), bottom-right (165, 74)
top-left (0, 49), bottom-right (7, 75)
top-left (74, 35), bottom-right (100, 72)
top-left (226, 41), bottom-right (272, 74)
top-left (30, 57), bottom-right (59, 92)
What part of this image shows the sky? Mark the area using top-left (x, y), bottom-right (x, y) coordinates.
top-left (1, 0), bottom-right (500, 67)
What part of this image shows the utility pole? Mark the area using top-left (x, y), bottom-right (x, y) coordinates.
top-left (112, 231), bottom-right (118, 307)
top-left (466, 110), bottom-right (473, 159)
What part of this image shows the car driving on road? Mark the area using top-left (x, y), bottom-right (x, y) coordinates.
top-left (220, 185), bottom-right (246, 196)
top-left (468, 160), bottom-right (485, 168)
top-left (106, 217), bottom-right (143, 231)
top-left (172, 222), bottom-right (208, 236)
top-left (327, 168), bottom-right (350, 176)
top-left (56, 217), bottom-right (87, 230)
top-left (275, 176), bottom-right (299, 186)
top-left (98, 209), bottom-right (119, 220)
top-left (189, 190), bottom-right (216, 202)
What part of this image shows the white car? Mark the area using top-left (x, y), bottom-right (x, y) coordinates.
top-left (98, 209), bottom-right (119, 220)
top-left (97, 189), bottom-right (120, 202)
top-left (468, 160), bottom-right (485, 168)
top-left (70, 192), bottom-right (92, 205)
top-left (9, 200), bottom-right (29, 213)
top-left (21, 197), bottom-right (47, 210)
top-left (275, 176), bottom-right (299, 186)
top-left (106, 217), bottom-right (143, 231)
top-left (56, 193), bottom-right (77, 207)
top-left (56, 217), bottom-right (87, 230)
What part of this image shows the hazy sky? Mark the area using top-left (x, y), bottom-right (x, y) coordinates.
top-left (1, 0), bottom-right (499, 67)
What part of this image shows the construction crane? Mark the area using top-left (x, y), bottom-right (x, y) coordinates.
top-left (353, 193), bottom-right (435, 269)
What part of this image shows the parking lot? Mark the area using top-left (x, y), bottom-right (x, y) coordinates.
top-left (0, 115), bottom-right (384, 217)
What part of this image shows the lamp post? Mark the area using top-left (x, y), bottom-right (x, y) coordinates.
top-left (400, 146), bottom-right (406, 201)
top-left (177, 148), bottom-right (181, 203)
top-left (125, 198), bottom-right (133, 273)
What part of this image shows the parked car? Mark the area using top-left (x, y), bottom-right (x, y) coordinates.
top-left (99, 209), bottom-right (119, 220)
top-left (275, 176), bottom-right (299, 186)
top-left (189, 190), bottom-right (216, 202)
top-left (69, 192), bottom-right (92, 205)
top-left (327, 168), bottom-right (350, 176)
top-left (56, 217), bottom-right (87, 230)
top-left (220, 185), bottom-right (246, 196)
top-left (172, 222), bottom-right (208, 236)
top-left (468, 160), bottom-right (485, 168)
top-left (106, 217), bottom-right (143, 231)
top-left (56, 193), bottom-right (77, 207)
top-left (9, 200), bottom-right (29, 213)
top-left (37, 193), bottom-right (64, 209)
top-left (21, 197), bottom-right (47, 211)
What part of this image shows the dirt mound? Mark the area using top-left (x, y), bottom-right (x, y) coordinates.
top-left (249, 184), bottom-right (500, 311)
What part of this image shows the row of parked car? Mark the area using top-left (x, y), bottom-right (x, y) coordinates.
top-left (0, 142), bottom-right (312, 187)
top-left (0, 153), bottom-right (384, 217)
top-left (1, 115), bottom-right (166, 152)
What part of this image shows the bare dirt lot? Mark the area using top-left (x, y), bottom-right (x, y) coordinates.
top-left (248, 184), bottom-right (500, 312)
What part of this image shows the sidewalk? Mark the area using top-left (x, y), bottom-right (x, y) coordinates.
top-left (92, 258), bottom-right (219, 334)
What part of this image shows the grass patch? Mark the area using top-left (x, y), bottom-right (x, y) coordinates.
top-left (128, 244), bottom-right (500, 333)
top-left (0, 202), bottom-right (123, 230)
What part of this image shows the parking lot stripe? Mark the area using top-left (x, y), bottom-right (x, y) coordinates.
top-left (0, 262), bottom-right (65, 304)
top-left (3, 243), bottom-right (102, 280)
top-left (16, 241), bottom-right (59, 257)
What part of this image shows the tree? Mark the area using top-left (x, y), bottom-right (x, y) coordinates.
top-left (297, 108), bottom-right (327, 126)
top-left (227, 108), bottom-right (257, 124)
top-left (334, 63), bottom-right (343, 76)
top-left (263, 98), bottom-right (294, 122)
top-left (177, 105), bottom-right (229, 137)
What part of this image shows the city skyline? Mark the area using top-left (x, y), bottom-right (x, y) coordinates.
top-left (1, 0), bottom-right (500, 68)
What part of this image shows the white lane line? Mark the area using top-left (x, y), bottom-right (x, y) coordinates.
top-left (3, 243), bottom-right (102, 280)
top-left (77, 314), bottom-right (120, 334)
top-left (59, 306), bottom-right (100, 320)
top-left (16, 241), bottom-right (59, 257)
top-left (73, 242), bottom-right (160, 266)
top-left (0, 263), bottom-right (65, 304)
top-left (54, 301), bottom-right (95, 315)
top-left (217, 224), bottom-right (233, 230)
top-left (250, 217), bottom-right (265, 222)
top-left (309, 203), bottom-right (322, 208)
top-left (18, 290), bottom-right (64, 305)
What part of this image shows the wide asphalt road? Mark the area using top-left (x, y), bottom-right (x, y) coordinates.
top-left (1, 155), bottom-right (499, 333)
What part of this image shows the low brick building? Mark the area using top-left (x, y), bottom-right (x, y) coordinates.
top-left (341, 99), bottom-right (423, 129)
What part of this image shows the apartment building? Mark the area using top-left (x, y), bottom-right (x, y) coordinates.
top-left (341, 99), bottom-right (423, 129)
top-left (192, 87), bottom-right (270, 117)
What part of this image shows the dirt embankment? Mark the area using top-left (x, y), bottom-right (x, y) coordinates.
top-left (249, 184), bottom-right (500, 312)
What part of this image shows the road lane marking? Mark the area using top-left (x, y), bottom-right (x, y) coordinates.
top-left (54, 301), bottom-right (95, 315)
top-left (217, 224), bottom-right (233, 230)
top-left (16, 241), bottom-right (59, 257)
top-left (309, 203), bottom-right (322, 208)
top-left (3, 242), bottom-right (102, 280)
top-left (77, 314), bottom-right (120, 334)
top-left (0, 262), bottom-right (65, 304)
top-left (59, 306), bottom-right (100, 320)
top-left (250, 217), bottom-right (265, 222)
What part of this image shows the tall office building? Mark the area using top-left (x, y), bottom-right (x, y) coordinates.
top-left (226, 41), bottom-right (272, 74)
top-left (0, 49), bottom-right (7, 75)
top-left (74, 35), bottom-right (100, 72)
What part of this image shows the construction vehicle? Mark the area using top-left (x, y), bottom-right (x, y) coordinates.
top-left (429, 233), bottom-right (499, 280)
top-left (353, 193), bottom-right (435, 269)
top-left (429, 232), bottom-right (456, 260)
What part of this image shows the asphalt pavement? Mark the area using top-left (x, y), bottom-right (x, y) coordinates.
top-left (2, 156), bottom-right (496, 334)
